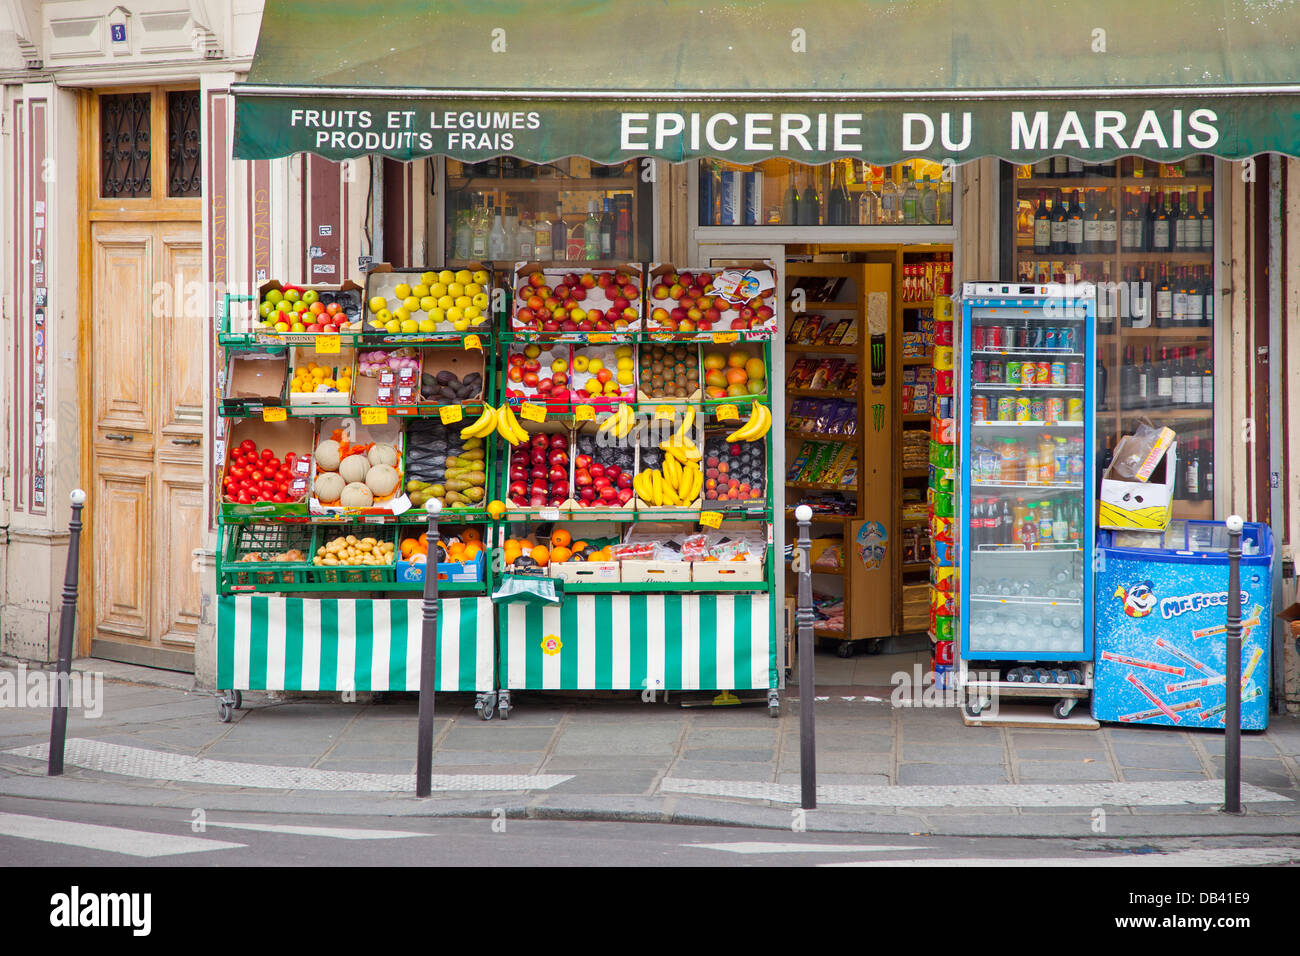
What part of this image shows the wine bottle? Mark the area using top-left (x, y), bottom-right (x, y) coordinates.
top-left (1172, 188), bottom-right (1186, 251)
top-left (1184, 438), bottom-right (1201, 500)
top-left (1200, 188), bottom-right (1214, 252)
top-left (1066, 190), bottom-right (1084, 254)
top-left (1155, 346), bottom-right (1172, 408)
top-left (1173, 266), bottom-right (1189, 328)
top-left (1101, 188), bottom-right (1118, 254)
top-left (1131, 265), bottom-right (1152, 329)
top-left (1096, 350), bottom-right (1109, 410)
top-left (1050, 189), bottom-right (1069, 254)
top-left (1083, 190), bottom-right (1101, 254)
top-left (1034, 190), bottom-right (1052, 254)
top-left (799, 171), bottom-right (822, 225)
top-left (1152, 189), bottom-right (1171, 252)
top-left (1186, 266), bottom-right (1204, 327)
top-left (600, 197), bottom-right (614, 258)
top-left (1121, 193), bottom-right (1143, 252)
top-left (1120, 345), bottom-right (1139, 409)
top-left (781, 174), bottom-right (800, 224)
top-left (551, 203), bottom-right (567, 260)
top-left (1155, 265), bottom-right (1173, 328)
top-left (1140, 346), bottom-right (1156, 409)
top-left (1185, 347), bottom-right (1204, 407)
top-left (1171, 346), bottom-right (1188, 406)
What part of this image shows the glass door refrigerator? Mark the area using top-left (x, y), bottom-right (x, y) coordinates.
top-left (956, 282), bottom-right (1096, 720)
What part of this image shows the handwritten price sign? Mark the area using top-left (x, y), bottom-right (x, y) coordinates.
top-left (360, 407), bottom-right (388, 425)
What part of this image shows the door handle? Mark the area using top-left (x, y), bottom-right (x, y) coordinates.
top-left (105, 433), bottom-right (134, 441)
top-left (171, 438), bottom-right (201, 446)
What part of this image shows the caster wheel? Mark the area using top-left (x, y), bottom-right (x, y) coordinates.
top-left (768, 704), bottom-right (781, 718)
top-left (836, 641), bottom-right (854, 659)
top-left (500, 706), bottom-right (510, 720)
top-left (232, 690), bottom-right (243, 710)
top-left (964, 702), bottom-right (983, 718)
top-left (863, 640), bottom-right (884, 656)
top-left (217, 700), bottom-right (233, 723)
top-left (1053, 699), bottom-right (1075, 719)
top-left (477, 693), bottom-right (497, 721)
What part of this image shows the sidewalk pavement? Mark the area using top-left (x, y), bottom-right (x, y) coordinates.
top-left (1, 656), bottom-right (1298, 838)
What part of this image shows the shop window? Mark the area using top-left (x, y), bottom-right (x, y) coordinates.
top-left (443, 158), bottom-right (652, 262)
top-left (100, 92), bottom-right (152, 198)
top-left (1001, 157), bottom-right (1217, 518)
top-left (166, 90), bottom-right (201, 198)
top-left (697, 159), bottom-right (953, 226)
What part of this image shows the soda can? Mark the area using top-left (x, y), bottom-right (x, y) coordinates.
top-left (1015, 397), bottom-right (1032, 422)
top-left (986, 325), bottom-right (1003, 348)
top-left (1050, 361), bottom-right (1066, 385)
top-left (972, 396), bottom-right (988, 422)
top-left (1020, 361), bottom-right (1037, 386)
top-left (987, 359), bottom-right (1004, 383)
top-left (1066, 361), bottom-right (1084, 385)
top-left (1004, 325), bottom-right (1018, 348)
top-left (1015, 326), bottom-right (1028, 349)
top-left (1032, 325), bottom-right (1047, 348)
top-left (972, 359), bottom-right (987, 383)
top-left (1029, 398), bottom-right (1045, 420)
top-left (1005, 360), bottom-right (1021, 385)
top-left (1045, 327), bottom-right (1059, 349)
top-left (971, 325), bottom-right (987, 350)
top-left (1059, 327), bottom-right (1075, 350)
top-left (1035, 361), bottom-right (1051, 385)
top-left (997, 396), bottom-right (1014, 421)
top-left (1046, 397), bottom-right (1064, 423)
top-left (1067, 398), bottom-right (1084, 421)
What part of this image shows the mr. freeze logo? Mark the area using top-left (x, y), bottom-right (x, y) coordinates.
top-left (50, 887), bottom-right (151, 936)
top-left (1113, 581), bottom-right (1157, 618)
top-left (1159, 589), bottom-right (1249, 620)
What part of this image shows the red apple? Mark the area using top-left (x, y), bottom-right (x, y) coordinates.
top-left (528, 272), bottom-right (546, 288)
top-left (576, 454), bottom-right (592, 470)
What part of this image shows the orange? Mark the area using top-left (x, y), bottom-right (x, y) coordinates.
top-left (551, 528), bottom-right (572, 548)
top-left (550, 546), bottom-right (572, 563)
top-left (520, 539), bottom-right (535, 551)
top-left (504, 546), bottom-right (521, 565)
top-left (462, 528), bottom-right (482, 543)
top-left (463, 543), bottom-right (481, 560)
top-left (418, 533), bottom-right (428, 548)
top-left (401, 539), bottom-right (418, 558)
top-left (571, 540), bottom-right (588, 552)
top-left (530, 545), bottom-right (550, 567)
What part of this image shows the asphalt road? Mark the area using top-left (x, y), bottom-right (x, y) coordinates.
top-left (3, 794), bottom-right (1299, 868)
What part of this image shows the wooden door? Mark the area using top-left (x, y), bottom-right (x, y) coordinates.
top-left (88, 221), bottom-right (205, 668)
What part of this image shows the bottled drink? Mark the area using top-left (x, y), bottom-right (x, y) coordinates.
top-left (1186, 266), bottom-right (1204, 326)
top-left (919, 175), bottom-right (938, 224)
top-left (1100, 189), bottom-right (1118, 254)
top-left (1202, 345), bottom-right (1214, 405)
top-left (1034, 190), bottom-right (1052, 254)
top-left (938, 177), bottom-right (954, 224)
top-left (599, 197), bottom-right (614, 257)
top-left (1202, 266), bottom-right (1214, 327)
top-left (488, 203), bottom-right (507, 259)
top-left (1172, 188), bottom-right (1187, 251)
top-left (1171, 347), bottom-right (1189, 405)
top-left (1152, 189), bottom-right (1171, 252)
top-left (901, 167), bottom-right (920, 224)
top-left (1096, 351), bottom-right (1109, 410)
top-left (1185, 347), bottom-right (1204, 406)
top-left (880, 170), bottom-right (902, 224)
top-left (613, 196), bottom-right (633, 258)
top-left (1120, 345), bottom-right (1139, 409)
top-left (1066, 190), bottom-right (1084, 254)
top-left (1200, 189), bottom-right (1214, 251)
top-left (859, 170), bottom-right (882, 224)
top-left (1121, 193), bottom-right (1144, 252)
top-left (781, 175), bottom-right (800, 224)
top-left (1155, 265), bottom-right (1173, 327)
top-left (1131, 266), bottom-right (1152, 328)
top-left (1000, 498), bottom-right (1014, 546)
top-left (566, 205), bottom-right (587, 259)
top-left (1140, 347), bottom-right (1156, 408)
top-left (1155, 346), bottom-right (1172, 407)
top-left (1173, 267), bottom-right (1189, 327)
top-left (1096, 263), bottom-right (1114, 334)
top-left (470, 199), bottom-right (491, 259)
top-left (1053, 501), bottom-right (1070, 543)
top-left (583, 200), bottom-right (602, 260)
top-left (551, 203), bottom-right (567, 260)
top-left (799, 172), bottom-right (821, 225)
top-left (1083, 190), bottom-right (1101, 253)
top-left (1050, 189), bottom-right (1069, 253)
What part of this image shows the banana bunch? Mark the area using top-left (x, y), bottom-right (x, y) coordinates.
top-left (459, 404), bottom-right (497, 440)
top-left (596, 402), bottom-right (637, 440)
top-left (494, 403), bottom-right (528, 445)
top-left (657, 405), bottom-right (702, 462)
top-left (635, 456), bottom-right (702, 508)
top-left (724, 402), bottom-right (771, 443)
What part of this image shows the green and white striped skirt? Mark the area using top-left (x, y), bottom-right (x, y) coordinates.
top-left (216, 595), bottom-right (495, 692)
top-left (499, 593), bottom-right (776, 691)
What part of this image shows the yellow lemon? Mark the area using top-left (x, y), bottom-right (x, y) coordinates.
top-left (615, 344), bottom-right (633, 359)
top-left (393, 283), bottom-right (412, 300)
top-left (617, 357), bottom-right (633, 371)
top-left (587, 358), bottom-right (604, 373)
top-left (617, 369), bottom-right (634, 386)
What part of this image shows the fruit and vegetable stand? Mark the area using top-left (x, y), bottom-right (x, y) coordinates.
top-left (211, 262), bottom-right (783, 720)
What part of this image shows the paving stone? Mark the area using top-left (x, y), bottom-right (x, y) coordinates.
top-left (1205, 756), bottom-right (1298, 789)
top-left (542, 755), bottom-right (672, 771)
top-left (1009, 731), bottom-right (1108, 750)
top-left (1015, 748), bottom-right (1108, 762)
top-left (548, 772), bottom-right (660, 795)
top-left (322, 737), bottom-right (420, 759)
top-left (779, 752), bottom-right (892, 775)
top-left (1015, 759), bottom-right (1118, 782)
top-left (1199, 736), bottom-right (1283, 757)
top-left (782, 733), bottom-right (894, 753)
top-left (429, 750), bottom-right (544, 767)
top-left (1121, 769), bottom-right (1210, 782)
top-left (669, 759), bottom-right (776, 782)
top-left (681, 748), bottom-right (776, 763)
top-left (684, 729), bottom-right (779, 748)
top-left (897, 763), bottom-right (1008, 785)
top-left (552, 730), bottom-right (681, 756)
top-left (440, 728), bottom-right (557, 751)
top-left (900, 743), bottom-right (1005, 764)
top-left (1112, 743), bottom-right (1204, 771)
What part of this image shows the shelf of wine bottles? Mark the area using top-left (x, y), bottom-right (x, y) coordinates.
top-left (1008, 155), bottom-right (1219, 518)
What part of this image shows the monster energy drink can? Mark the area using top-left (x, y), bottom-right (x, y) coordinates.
top-left (870, 334), bottom-right (886, 386)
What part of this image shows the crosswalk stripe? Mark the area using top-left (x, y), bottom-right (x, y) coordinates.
top-left (820, 847), bottom-right (1300, 867)
top-left (204, 821), bottom-right (427, 840)
top-left (0, 812), bottom-right (245, 858)
top-left (685, 842), bottom-right (936, 855)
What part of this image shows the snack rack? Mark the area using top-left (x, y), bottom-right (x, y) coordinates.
top-left (213, 280), bottom-right (500, 721)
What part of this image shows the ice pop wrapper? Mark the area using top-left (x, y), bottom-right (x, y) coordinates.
top-left (1154, 638), bottom-right (1217, 676)
top-left (1120, 698), bottom-right (1201, 722)
top-left (1197, 686), bottom-right (1263, 721)
top-left (1240, 646), bottom-right (1264, 686)
top-left (1125, 672), bottom-right (1181, 722)
top-left (1191, 603), bottom-right (1263, 640)
top-left (1165, 675), bottom-right (1225, 694)
top-left (1100, 651), bottom-right (1183, 676)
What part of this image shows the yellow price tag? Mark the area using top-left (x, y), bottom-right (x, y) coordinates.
top-left (715, 404), bottom-right (739, 422)
top-left (574, 404), bottom-right (596, 422)
top-left (360, 407), bottom-right (388, 425)
top-left (261, 406), bottom-right (287, 423)
top-left (654, 404), bottom-right (676, 422)
top-left (700, 510), bottom-right (724, 529)
top-left (315, 334), bottom-right (341, 354)
top-left (712, 332), bottom-right (739, 343)
top-left (464, 334), bottom-right (482, 352)
top-left (440, 405), bottom-right (464, 425)
top-left (520, 402), bottom-right (547, 423)
top-left (589, 333), bottom-right (612, 343)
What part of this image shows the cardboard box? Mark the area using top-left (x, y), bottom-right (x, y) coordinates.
top-left (309, 416), bottom-right (412, 516)
top-left (222, 350), bottom-right (288, 414)
top-left (699, 340), bottom-right (768, 403)
top-left (219, 417), bottom-right (315, 518)
top-left (363, 263), bottom-right (494, 342)
top-left (1099, 440), bottom-right (1178, 531)
top-left (396, 551), bottom-right (485, 585)
top-left (570, 341), bottom-right (637, 410)
top-left (569, 420), bottom-right (637, 516)
top-left (287, 343), bottom-right (355, 410)
top-left (502, 418), bottom-right (575, 517)
top-left (550, 561), bottom-right (620, 583)
top-left (501, 341), bottom-right (573, 410)
top-left (645, 262), bottom-right (777, 336)
top-left (635, 340), bottom-right (702, 404)
top-left (633, 416), bottom-right (703, 513)
top-left (621, 559), bottom-right (691, 583)
top-left (512, 262), bottom-right (643, 337)
top-left (251, 280), bottom-right (365, 340)
top-left (691, 558), bottom-right (765, 583)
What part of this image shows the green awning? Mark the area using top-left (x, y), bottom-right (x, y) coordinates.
top-left (234, 0), bottom-right (1300, 164)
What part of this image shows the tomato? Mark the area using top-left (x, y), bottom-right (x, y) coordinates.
top-left (230, 466), bottom-right (246, 480)
top-left (250, 469), bottom-right (264, 482)
top-left (239, 440), bottom-right (256, 453)
top-left (239, 479), bottom-right (254, 492)
top-left (261, 448), bottom-right (274, 461)
top-left (237, 492), bottom-right (251, 504)
top-left (272, 493), bottom-right (287, 503)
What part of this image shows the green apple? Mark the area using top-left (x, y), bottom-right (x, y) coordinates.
top-left (302, 289), bottom-right (319, 305)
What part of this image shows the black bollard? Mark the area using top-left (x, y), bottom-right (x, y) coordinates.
top-left (415, 499), bottom-right (442, 797)
top-left (795, 505), bottom-right (817, 810)
top-left (1223, 515), bottom-right (1243, 814)
top-left (48, 489), bottom-right (86, 777)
